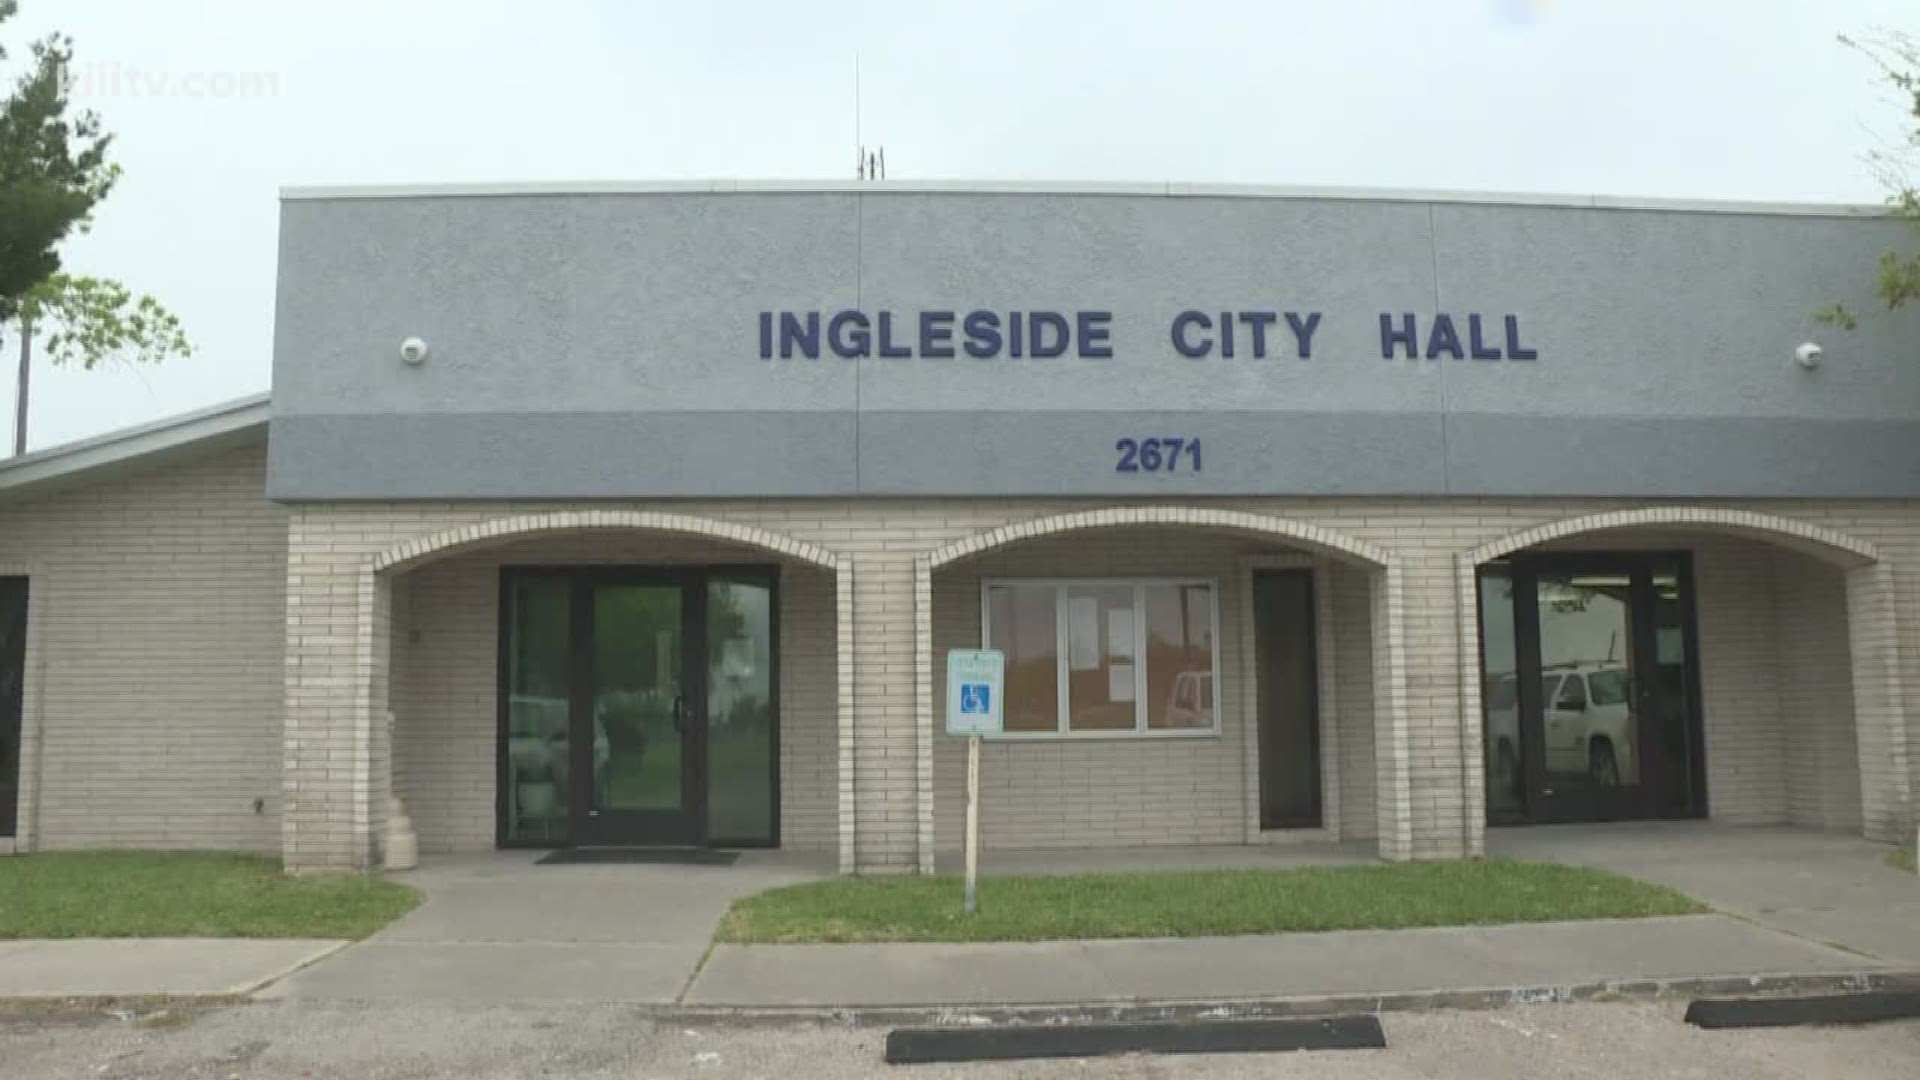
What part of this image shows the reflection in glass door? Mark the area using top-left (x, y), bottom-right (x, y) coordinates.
top-left (499, 566), bottom-right (780, 848)
top-left (1531, 568), bottom-right (1640, 814)
top-left (705, 573), bottom-right (777, 845)
top-left (1479, 553), bottom-right (1704, 825)
top-left (581, 580), bottom-right (693, 844)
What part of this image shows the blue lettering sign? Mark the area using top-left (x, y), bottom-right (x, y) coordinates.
top-left (1077, 311), bottom-right (1113, 359)
top-left (1380, 313), bottom-right (1419, 359)
top-left (1425, 313), bottom-right (1464, 361)
top-left (828, 310), bottom-right (870, 358)
top-left (920, 310), bottom-right (955, 358)
top-left (1505, 314), bottom-right (1538, 360)
top-left (963, 310), bottom-right (1002, 358)
top-left (755, 309), bottom-right (1538, 362)
top-left (1171, 310), bottom-right (1210, 358)
top-left (1285, 311), bottom-right (1321, 360)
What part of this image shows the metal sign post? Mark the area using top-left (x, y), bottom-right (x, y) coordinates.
top-left (945, 649), bottom-right (1004, 915)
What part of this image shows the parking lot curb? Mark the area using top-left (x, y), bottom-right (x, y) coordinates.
top-left (637, 968), bottom-right (1920, 1027)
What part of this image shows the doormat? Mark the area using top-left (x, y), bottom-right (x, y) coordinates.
top-left (536, 848), bottom-right (741, 866)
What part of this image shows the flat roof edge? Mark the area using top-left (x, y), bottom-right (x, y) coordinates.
top-left (278, 179), bottom-right (1894, 218)
top-left (0, 391), bottom-right (271, 496)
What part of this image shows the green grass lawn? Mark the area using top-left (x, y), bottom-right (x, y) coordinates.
top-left (1889, 848), bottom-right (1917, 874)
top-left (718, 860), bottom-right (1706, 944)
top-left (0, 853), bottom-right (420, 940)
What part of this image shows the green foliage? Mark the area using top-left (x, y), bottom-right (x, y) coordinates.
top-left (718, 861), bottom-right (1707, 943)
top-left (18, 272), bottom-right (191, 368)
top-left (1821, 30), bottom-right (1920, 330)
top-left (0, 0), bottom-right (119, 321)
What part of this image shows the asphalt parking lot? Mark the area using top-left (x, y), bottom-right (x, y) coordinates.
top-left (2, 999), bottom-right (1917, 1079)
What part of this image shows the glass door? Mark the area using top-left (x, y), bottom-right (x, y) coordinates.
top-left (573, 573), bottom-right (700, 846)
top-left (1481, 553), bottom-right (1704, 825)
top-left (0, 578), bottom-right (25, 838)
top-left (499, 565), bottom-right (781, 849)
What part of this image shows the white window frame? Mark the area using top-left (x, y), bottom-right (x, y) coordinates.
top-left (979, 576), bottom-right (1222, 740)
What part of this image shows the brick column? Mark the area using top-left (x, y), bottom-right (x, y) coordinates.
top-left (1368, 562), bottom-right (1414, 861)
top-left (1846, 561), bottom-right (1911, 842)
top-left (835, 556), bottom-right (858, 873)
top-left (1369, 554), bottom-right (1473, 861)
top-left (1453, 553), bottom-right (1489, 856)
top-left (850, 550), bottom-right (919, 873)
top-left (281, 519), bottom-right (381, 872)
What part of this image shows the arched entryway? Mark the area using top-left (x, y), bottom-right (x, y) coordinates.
top-left (1458, 507), bottom-right (1906, 845)
top-left (291, 511), bottom-right (854, 872)
top-left (913, 507), bottom-right (1410, 872)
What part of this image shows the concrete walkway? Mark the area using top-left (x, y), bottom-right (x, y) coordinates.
top-left (10, 823), bottom-right (1909, 1009)
top-left (259, 850), bottom-right (827, 1004)
top-left (1488, 821), bottom-right (1920, 964)
top-left (0, 939), bottom-right (345, 997)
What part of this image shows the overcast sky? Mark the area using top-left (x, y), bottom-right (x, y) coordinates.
top-left (2, 0), bottom-right (1914, 449)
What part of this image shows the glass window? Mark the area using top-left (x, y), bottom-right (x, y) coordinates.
top-left (1146, 584), bottom-right (1215, 730)
top-left (504, 575), bottom-right (571, 842)
top-left (1478, 564), bottom-right (1523, 816)
top-left (986, 584), bottom-right (1060, 733)
top-left (1065, 585), bottom-right (1135, 731)
top-left (982, 579), bottom-right (1218, 736)
top-left (1587, 668), bottom-right (1629, 706)
top-left (706, 578), bottom-right (774, 843)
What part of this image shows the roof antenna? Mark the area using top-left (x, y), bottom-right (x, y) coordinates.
top-left (853, 54), bottom-right (886, 180)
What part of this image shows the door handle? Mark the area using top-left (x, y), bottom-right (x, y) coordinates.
top-left (672, 694), bottom-right (686, 734)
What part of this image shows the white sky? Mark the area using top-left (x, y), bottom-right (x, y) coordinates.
top-left (2, 0), bottom-right (1914, 449)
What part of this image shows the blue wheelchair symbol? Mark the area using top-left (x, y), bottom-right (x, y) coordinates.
top-left (959, 682), bottom-right (991, 716)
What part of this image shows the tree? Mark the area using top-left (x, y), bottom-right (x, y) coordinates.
top-left (0, 0), bottom-right (118, 322)
top-left (1818, 30), bottom-right (1920, 330)
top-left (11, 274), bottom-right (191, 454)
top-left (1, 2), bottom-right (187, 454)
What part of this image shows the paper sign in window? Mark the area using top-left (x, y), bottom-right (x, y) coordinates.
top-left (1067, 596), bottom-right (1100, 670)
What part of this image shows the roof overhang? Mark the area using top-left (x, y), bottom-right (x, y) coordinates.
top-left (0, 392), bottom-right (270, 506)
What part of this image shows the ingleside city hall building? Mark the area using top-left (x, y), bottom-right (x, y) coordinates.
top-left (0, 181), bottom-right (1917, 874)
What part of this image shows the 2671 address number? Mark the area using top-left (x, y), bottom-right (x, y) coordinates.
top-left (1115, 437), bottom-right (1202, 473)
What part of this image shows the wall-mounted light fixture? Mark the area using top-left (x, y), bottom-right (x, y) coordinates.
top-left (400, 337), bottom-right (430, 365)
top-left (1793, 342), bottom-right (1823, 370)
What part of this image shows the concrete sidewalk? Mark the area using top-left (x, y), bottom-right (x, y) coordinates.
top-left (259, 850), bottom-right (826, 1004)
top-left (683, 913), bottom-right (1898, 1008)
top-left (0, 939), bottom-right (345, 997)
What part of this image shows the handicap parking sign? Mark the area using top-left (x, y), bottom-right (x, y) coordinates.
top-left (945, 649), bottom-right (1004, 736)
top-left (960, 682), bottom-right (991, 716)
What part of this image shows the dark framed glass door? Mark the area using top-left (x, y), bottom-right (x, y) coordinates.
top-left (1480, 553), bottom-right (1705, 825)
top-left (498, 565), bottom-right (779, 848)
top-left (0, 577), bottom-right (25, 839)
top-left (573, 572), bottom-right (700, 846)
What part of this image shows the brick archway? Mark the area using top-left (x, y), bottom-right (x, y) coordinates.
top-left (1455, 506), bottom-right (1904, 849)
top-left (372, 509), bottom-right (842, 574)
top-left (292, 511), bottom-right (855, 873)
top-left (914, 506), bottom-right (1406, 872)
top-left (926, 506), bottom-right (1395, 571)
top-left (1468, 506), bottom-right (1881, 568)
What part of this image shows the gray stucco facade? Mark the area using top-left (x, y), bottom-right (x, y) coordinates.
top-left (268, 183), bottom-right (1920, 501)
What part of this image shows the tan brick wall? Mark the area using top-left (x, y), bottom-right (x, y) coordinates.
top-left (279, 496), bottom-right (1919, 870)
top-left (928, 528), bottom-right (1287, 851)
top-left (1694, 539), bottom-right (1787, 823)
top-left (387, 532), bottom-right (838, 853)
top-left (1328, 562), bottom-right (1378, 841)
top-left (1775, 551), bottom-right (1862, 831)
top-left (5, 442), bottom-right (286, 852)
